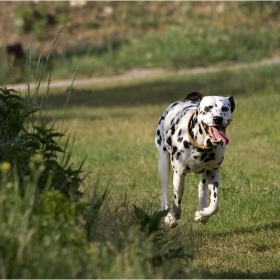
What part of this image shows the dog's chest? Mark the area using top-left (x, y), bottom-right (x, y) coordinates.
top-left (173, 146), bottom-right (225, 174)
top-left (169, 111), bottom-right (225, 174)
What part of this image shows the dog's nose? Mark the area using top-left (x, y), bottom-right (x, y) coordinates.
top-left (213, 116), bottom-right (223, 124)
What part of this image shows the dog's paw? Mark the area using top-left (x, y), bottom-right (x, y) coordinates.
top-left (194, 210), bottom-right (209, 224)
top-left (201, 218), bottom-right (209, 225)
top-left (164, 212), bottom-right (178, 229)
top-left (173, 208), bottom-right (182, 220)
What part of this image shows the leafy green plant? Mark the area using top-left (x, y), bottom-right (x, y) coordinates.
top-left (0, 157), bottom-right (89, 278)
top-left (0, 86), bottom-right (83, 198)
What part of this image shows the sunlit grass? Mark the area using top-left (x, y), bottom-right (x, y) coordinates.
top-left (34, 62), bottom-right (280, 278)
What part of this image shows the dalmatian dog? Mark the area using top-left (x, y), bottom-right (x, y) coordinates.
top-left (155, 92), bottom-right (235, 228)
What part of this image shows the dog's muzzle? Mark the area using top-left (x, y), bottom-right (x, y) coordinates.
top-left (202, 122), bottom-right (229, 145)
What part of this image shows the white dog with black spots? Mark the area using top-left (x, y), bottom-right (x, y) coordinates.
top-left (155, 92), bottom-right (235, 228)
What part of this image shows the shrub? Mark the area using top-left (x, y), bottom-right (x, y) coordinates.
top-left (0, 86), bottom-right (83, 198)
top-left (0, 163), bottom-right (192, 278)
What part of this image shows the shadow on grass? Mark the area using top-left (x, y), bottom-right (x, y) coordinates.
top-left (41, 63), bottom-right (280, 111)
top-left (200, 269), bottom-right (280, 279)
top-left (218, 221), bottom-right (280, 237)
top-left (209, 220), bottom-right (280, 238)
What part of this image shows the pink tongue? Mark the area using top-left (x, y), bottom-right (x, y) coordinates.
top-left (212, 127), bottom-right (230, 145)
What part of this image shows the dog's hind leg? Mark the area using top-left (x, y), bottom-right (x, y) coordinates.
top-left (158, 151), bottom-right (177, 228)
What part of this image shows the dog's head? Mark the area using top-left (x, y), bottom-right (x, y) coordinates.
top-left (185, 92), bottom-right (235, 147)
top-left (198, 96), bottom-right (235, 146)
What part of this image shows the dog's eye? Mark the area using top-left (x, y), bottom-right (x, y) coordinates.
top-left (222, 106), bottom-right (229, 112)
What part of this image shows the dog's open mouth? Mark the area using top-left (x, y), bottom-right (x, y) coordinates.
top-left (203, 124), bottom-right (229, 145)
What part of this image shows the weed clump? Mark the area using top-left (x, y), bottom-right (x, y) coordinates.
top-left (0, 86), bottom-right (83, 198)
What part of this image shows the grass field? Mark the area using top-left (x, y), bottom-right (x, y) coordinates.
top-left (32, 62), bottom-right (280, 278)
top-left (3, 2), bottom-right (280, 83)
top-left (1, 2), bottom-right (280, 277)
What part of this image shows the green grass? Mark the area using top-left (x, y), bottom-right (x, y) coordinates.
top-left (3, 2), bottom-right (280, 82)
top-left (37, 63), bottom-right (280, 278)
top-left (42, 22), bottom-right (280, 80)
top-left (1, 2), bottom-right (280, 277)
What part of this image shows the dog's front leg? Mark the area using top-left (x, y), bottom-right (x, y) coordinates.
top-left (172, 172), bottom-right (185, 220)
top-left (158, 151), bottom-right (170, 211)
top-left (194, 170), bottom-right (220, 223)
top-left (198, 172), bottom-right (208, 211)
top-left (197, 172), bottom-right (209, 224)
top-left (163, 172), bottom-right (185, 229)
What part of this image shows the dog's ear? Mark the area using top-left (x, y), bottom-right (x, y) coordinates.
top-left (184, 91), bottom-right (204, 103)
top-left (228, 96), bottom-right (235, 113)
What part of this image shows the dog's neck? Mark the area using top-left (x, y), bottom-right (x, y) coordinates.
top-left (188, 112), bottom-right (214, 151)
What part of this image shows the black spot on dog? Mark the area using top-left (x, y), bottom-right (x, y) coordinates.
top-left (218, 157), bottom-right (224, 165)
top-left (202, 179), bottom-right (206, 184)
top-left (199, 124), bottom-right (203, 135)
top-left (204, 106), bottom-right (213, 113)
top-left (204, 152), bottom-right (216, 162)
top-left (171, 101), bottom-right (180, 108)
top-left (170, 124), bottom-right (175, 135)
top-left (178, 137), bottom-right (183, 142)
top-left (163, 147), bottom-right (167, 152)
top-left (209, 152), bottom-right (215, 158)
top-left (213, 182), bottom-right (219, 190)
top-left (186, 166), bottom-right (190, 171)
top-left (158, 116), bottom-right (165, 125)
top-left (178, 129), bottom-right (182, 136)
top-left (200, 153), bottom-right (207, 161)
top-left (191, 120), bottom-right (195, 129)
top-left (172, 146), bottom-right (178, 156)
top-left (178, 199), bottom-right (182, 204)
top-left (183, 140), bottom-right (189, 149)
top-left (190, 130), bottom-right (195, 139)
top-left (157, 139), bottom-right (161, 146)
top-left (167, 137), bottom-right (172, 146)
top-left (214, 192), bottom-right (217, 198)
